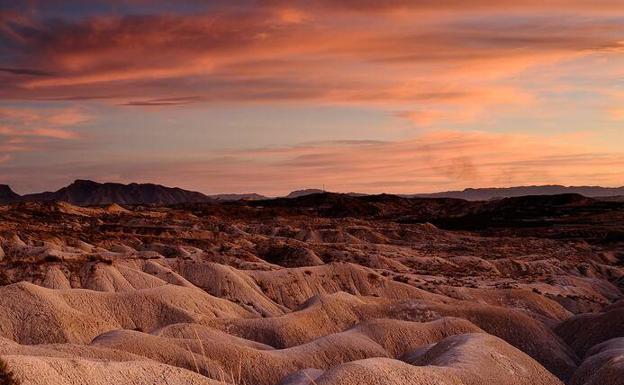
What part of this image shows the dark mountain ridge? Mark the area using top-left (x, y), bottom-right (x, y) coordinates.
top-left (410, 184), bottom-right (624, 200)
top-left (2, 179), bottom-right (211, 206)
top-left (0, 185), bottom-right (20, 203)
top-left (2, 180), bottom-right (624, 213)
top-left (285, 189), bottom-right (326, 198)
top-left (210, 193), bottom-right (268, 201)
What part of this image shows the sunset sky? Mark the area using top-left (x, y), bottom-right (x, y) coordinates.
top-left (1, 1), bottom-right (624, 195)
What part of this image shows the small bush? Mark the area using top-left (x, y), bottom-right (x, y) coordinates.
top-left (0, 358), bottom-right (20, 385)
top-left (392, 275), bottom-right (410, 283)
top-left (44, 255), bottom-right (61, 263)
top-left (0, 271), bottom-right (10, 286)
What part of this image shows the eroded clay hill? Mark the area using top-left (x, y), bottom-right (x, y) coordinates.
top-left (0, 195), bottom-right (623, 385)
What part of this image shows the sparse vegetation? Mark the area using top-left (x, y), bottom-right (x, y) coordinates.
top-left (0, 271), bottom-right (10, 286)
top-left (0, 191), bottom-right (622, 384)
top-left (392, 275), bottom-right (409, 283)
top-left (43, 255), bottom-right (62, 263)
top-left (0, 358), bottom-right (20, 385)
top-left (185, 327), bottom-right (247, 384)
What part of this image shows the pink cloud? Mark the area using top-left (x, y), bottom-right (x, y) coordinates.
top-left (1, 6), bottom-right (622, 119)
top-left (29, 128), bottom-right (80, 140)
top-left (3, 130), bottom-right (622, 195)
top-left (0, 107), bottom-right (88, 163)
top-left (0, 2), bottom-right (622, 194)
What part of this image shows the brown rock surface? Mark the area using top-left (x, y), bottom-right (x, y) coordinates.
top-left (0, 196), bottom-right (622, 384)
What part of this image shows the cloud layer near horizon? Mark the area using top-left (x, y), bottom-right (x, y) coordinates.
top-left (1, 1), bottom-right (624, 193)
top-left (3, 130), bottom-right (623, 195)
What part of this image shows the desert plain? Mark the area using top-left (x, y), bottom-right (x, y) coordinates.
top-left (0, 192), bottom-right (623, 385)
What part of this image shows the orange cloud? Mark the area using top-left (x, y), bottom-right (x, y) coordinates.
top-left (609, 109), bottom-right (624, 120)
top-left (1, 5), bottom-right (622, 116)
top-left (29, 128), bottom-right (80, 140)
top-left (203, 131), bottom-right (624, 193)
top-left (4, 129), bottom-right (622, 195)
top-left (0, 1), bottom-right (623, 194)
top-left (0, 107), bottom-right (87, 163)
top-left (0, 2), bottom-right (618, 144)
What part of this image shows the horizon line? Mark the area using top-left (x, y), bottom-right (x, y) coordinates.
top-left (3, 179), bottom-right (624, 198)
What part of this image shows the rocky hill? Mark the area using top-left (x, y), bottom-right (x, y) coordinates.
top-left (0, 195), bottom-right (622, 384)
top-left (411, 185), bottom-right (624, 200)
top-left (3, 180), bottom-right (211, 205)
top-left (0, 185), bottom-right (20, 204)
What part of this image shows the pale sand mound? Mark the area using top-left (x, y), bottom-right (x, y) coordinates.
top-left (278, 368), bottom-right (325, 385)
top-left (438, 286), bottom-right (572, 325)
top-left (570, 338), bottom-right (624, 385)
top-left (87, 317), bottom-right (482, 385)
top-left (255, 239), bottom-right (325, 267)
top-left (346, 318), bottom-right (483, 358)
top-left (410, 333), bottom-right (564, 385)
top-left (155, 323), bottom-right (275, 350)
top-left (0, 281), bottom-right (249, 344)
top-left (345, 226), bottom-right (390, 244)
top-left (172, 260), bottom-right (445, 314)
top-left (248, 262), bottom-right (445, 309)
top-left (206, 292), bottom-right (576, 380)
top-left (309, 333), bottom-right (563, 385)
top-left (555, 306), bottom-right (624, 357)
top-left (205, 292), bottom-right (386, 348)
top-left (388, 299), bottom-right (578, 381)
top-left (171, 261), bottom-right (288, 317)
top-left (92, 328), bottom-right (386, 385)
top-left (91, 330), bottom-right (226, 378)
top-left (81, 263), bottom-right (164, 292)
top-left (0, 336), bottom-right (141, 362)
top-left (41, 266), bottom-right (72, 290)
top-left (104, 203), bottom-right (131, 214)
top-left (308, 358), bottom-right (465, 385)
top-left (1, 355), bottom-right (221, 385)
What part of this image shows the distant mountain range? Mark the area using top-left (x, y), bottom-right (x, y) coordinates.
top-left (0, 180), bottom-right (210, 206)
top-left (0, 180), bottom-right (272, 206)
top-left (209, 193), bottom-right (269, 201)
top-left (285, 189), bottom-right (326, 198)
top-left (0, 184), bottom-right (21, 203)
top-left (1, 181), bottom-right (623, 206)
top-left (408, 185), bottom-right (624, 201)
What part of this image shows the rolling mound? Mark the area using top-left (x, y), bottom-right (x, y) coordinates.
top-left (570, 338), bottom-right (624, 385)
top-left (555, 305), bottom-right (624, 357)
top-left (310, 333), bottom-right (564, 385)
top-left (0, 197), bottom-right (622, 384)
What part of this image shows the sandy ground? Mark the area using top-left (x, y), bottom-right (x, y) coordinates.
top-left (0, 200), bottom-right (622, 385)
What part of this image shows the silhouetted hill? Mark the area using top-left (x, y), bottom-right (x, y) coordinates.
top-left (252, 192), bottom-right (380, 217)
top-left (249, 192), bottom-right (476, 220)
top-left (410, 185), bottom-right (624, 201)
top-left (21, 180), bottom-right (211, 205)
top-left (285, 189), bottom-right (326, 198)
top-left (243, 192), bottom-right (624, 242)
top-left (430, 193), bottom-right (624, 240)
top-left (208, 193), bottom-right (268, 201)
top-left (0, 185), bottom-right (20, 204)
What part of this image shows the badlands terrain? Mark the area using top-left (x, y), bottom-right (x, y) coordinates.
top-left (0, 191), bottom-right (623, 385)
